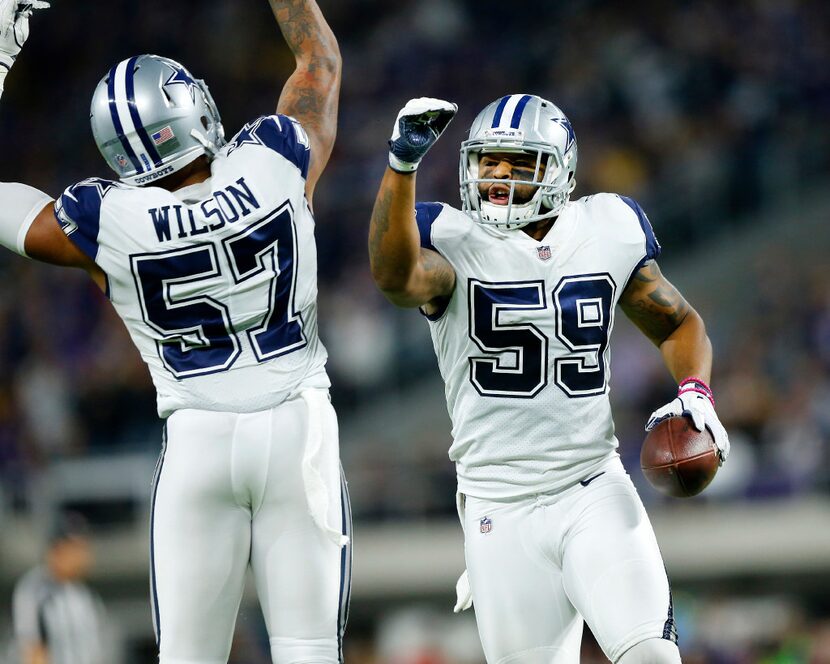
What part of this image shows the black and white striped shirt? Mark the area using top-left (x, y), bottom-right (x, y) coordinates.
top-left (12, 566), bottom-right (108, 664)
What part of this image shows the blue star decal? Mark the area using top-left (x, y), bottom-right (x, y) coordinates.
top-left (56, 178), bottom-right (123, 236)
top-left (164, 64), bottom-right (199, 103)
top-left (226, 117), bottom-right (267, 155)
top-left (551, 117), bottom-right (576, 153)
top-left (72, 177), bottom-right (122, 199)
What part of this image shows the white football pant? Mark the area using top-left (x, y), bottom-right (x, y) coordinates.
top-left (462, 457), bottom-right (678, 664)
top-left (150, 390), bottom-right (351, 664)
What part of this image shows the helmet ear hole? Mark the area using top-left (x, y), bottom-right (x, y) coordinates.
top-left (201, 116), bottom-right (209, 130)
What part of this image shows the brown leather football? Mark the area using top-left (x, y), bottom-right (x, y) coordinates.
top-left (640, 415), bottom-right (719, 498)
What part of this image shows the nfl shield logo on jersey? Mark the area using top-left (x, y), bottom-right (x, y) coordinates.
top-left (536, 245), bottom-right (552, 261)
top-left (480, 517), bottom-right (493, 534)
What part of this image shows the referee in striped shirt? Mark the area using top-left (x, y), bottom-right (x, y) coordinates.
top-left (11, 513), bottom-right (110, 664)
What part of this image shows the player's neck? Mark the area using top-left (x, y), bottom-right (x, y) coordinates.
top-left (156, 156), bottom-right (212, 192)
top-left (521, 216), bottom-right (557, 241)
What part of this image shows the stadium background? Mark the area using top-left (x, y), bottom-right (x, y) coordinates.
top-left (1, 0), bottom-right (829, 661)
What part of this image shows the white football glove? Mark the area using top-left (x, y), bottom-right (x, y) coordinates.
top-left (388, 97), bottom-right (457, 173)
top-left (646, 378), bottom-right (730, 464)
top-left (0, 0), bottom-right (49, 97)
top-left (453, 569), bottom-right (472, 613)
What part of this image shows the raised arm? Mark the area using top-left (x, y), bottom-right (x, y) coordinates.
top-left (368, 98), bottom-right (458, 313)
top-left (369, 168), bottom-right (455, 312)
top-left (620, 260), bottom-right (729, 462)
top-left (269, 0), bottom-right (341, 203)
top-left (0, 188), bottom-right (106, 290)
top-left (0, 4), bottom-right (103, 286)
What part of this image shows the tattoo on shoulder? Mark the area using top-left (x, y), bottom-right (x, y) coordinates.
top-left (421, 248), bottom-right (456, 298)
top-left (621, 261), bottom-right (691, 345)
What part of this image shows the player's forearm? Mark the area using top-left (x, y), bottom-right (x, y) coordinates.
top-left (658, 309), bottom-right (712, 383)
top-left (270, 0), bottom-right (341, 108)
top-left (270, 0), bottom-right (340, 190)
top-left (368, 168), bottom-right (424, 302)
top-left (269, 0), bottom-right (339, 63)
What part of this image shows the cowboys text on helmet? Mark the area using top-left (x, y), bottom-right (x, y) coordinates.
top-left (90, 55), bottom-right (225, 185)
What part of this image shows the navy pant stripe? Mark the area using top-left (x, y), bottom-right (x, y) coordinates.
top-left (343, 471), bottom-right (353, 628)
top-left (662, 587), bottom-right (678, 642)
top-left (149, 425), bottom-right (168, 648)
top-left (336, 469), bottom-right (352, 663)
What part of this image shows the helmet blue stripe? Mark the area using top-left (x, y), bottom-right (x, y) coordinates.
top-left (106, 65), bottom-right (142, 173)
top-left (491, 95), bottom-right (511, 128)
top-left (510, 95), bottom-right (533, 128)
top-left (125, 56), bottom-right (164, 168)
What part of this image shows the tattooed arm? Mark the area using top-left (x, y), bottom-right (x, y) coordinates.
top-left (269, 0), bottom-right (341, 203)
top-left (619, 260), bottom-right (712, 382)
top-left (368, 168), bottom-right (456, 313)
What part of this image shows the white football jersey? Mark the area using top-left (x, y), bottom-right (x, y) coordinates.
top-left (416, 194), bottom-right (661, 499)
top-left (56, 115), bottom-right (329, 417)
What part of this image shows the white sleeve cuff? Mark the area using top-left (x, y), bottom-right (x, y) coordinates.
top-left (0, 181), bottom-right (53, 256)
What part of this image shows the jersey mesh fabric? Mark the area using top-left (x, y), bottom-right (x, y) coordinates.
top-left (422, 195), bottom-right (659, 499)
top-left (56, 115), bottom-right (329, 417)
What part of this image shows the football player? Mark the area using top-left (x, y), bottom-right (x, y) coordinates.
top-left (0, 2), bottom-right (351, 664)
top-left (368, 96), bottom-right (730, 663)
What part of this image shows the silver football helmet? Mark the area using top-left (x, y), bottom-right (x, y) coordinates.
top-left (459, 94), bottom-right (577, 229)
top-left (90, 54), bottom-right (225, 186)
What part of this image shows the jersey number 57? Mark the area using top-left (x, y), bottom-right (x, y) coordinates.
top-left (130, 202), bottom-right (306, 378)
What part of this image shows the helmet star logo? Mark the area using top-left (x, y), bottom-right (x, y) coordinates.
top-left (163, 64), bottom-right (199, 103)
top-left (551, 117), bottom-right (576, 153)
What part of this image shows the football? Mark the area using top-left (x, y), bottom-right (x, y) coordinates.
top-left (640, 416), bottom-right (719, 498)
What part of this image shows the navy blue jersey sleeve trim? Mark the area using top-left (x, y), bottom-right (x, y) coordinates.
top-left (228, 115), bottom-right (311, 179)
top-left (414, 202), bottom-right (450, 320)
top-left (415, 202), bottom-right (443, 253)
top-left (54, 178), bottom-right (117, 261)
top-left (618, 195), bottom-right (661, 261)
top-left (418, 301), bottom-right (449, 321)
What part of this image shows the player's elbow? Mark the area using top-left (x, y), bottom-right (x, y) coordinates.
top-left (377, 287), bottom-right (423, 309)
top-left (325, 40), bottom-right (342, 72)
top-left (370, 268), bottom-right (406, 300)
top-left (297, 38), bottom-right (341, 77)
top-left (316, 24), bottom-right (341, 62)
top-left (371, 269), bottom-right (422, 309)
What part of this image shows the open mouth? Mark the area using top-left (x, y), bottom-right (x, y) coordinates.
top-left (488, 184), bottom-right (511, 205)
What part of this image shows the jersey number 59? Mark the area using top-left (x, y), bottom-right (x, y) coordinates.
top-left (468, 274), bottom-right (615, 398)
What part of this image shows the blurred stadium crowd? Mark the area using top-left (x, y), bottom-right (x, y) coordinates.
top-left (1, 0), bottom-right (827, 513)
top-left (1, 0), bottom-right (829, 662)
